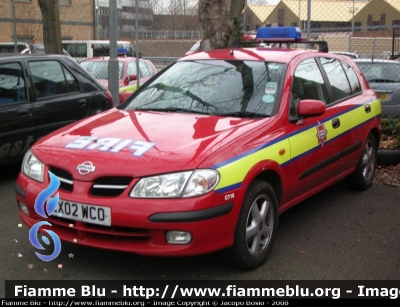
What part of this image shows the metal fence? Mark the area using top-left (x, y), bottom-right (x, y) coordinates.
top-left (1, 0), bottom-right (400, 117)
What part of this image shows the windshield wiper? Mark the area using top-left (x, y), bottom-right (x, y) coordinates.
top-left (217, 111), bottom-right (270, 118)
top-left (135, 107), bottom-right (211, 115)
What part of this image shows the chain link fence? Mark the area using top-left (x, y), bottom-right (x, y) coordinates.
top-left (1, 0), bottom-right (400, 116)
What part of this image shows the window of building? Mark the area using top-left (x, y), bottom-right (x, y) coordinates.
top-left (367, 15), bottom-right (372, 26)
top-left (59, 0), bottom-right (71, 5)
top-left (278, 9), bottom-right (285, 25)
top-left (380, 14), bottom-right (386, 26)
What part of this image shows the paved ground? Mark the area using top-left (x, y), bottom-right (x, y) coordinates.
top-left (1, 162), bottom-right (400, 298)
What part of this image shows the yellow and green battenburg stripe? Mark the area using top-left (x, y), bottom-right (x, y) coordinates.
top-left (212, 99), bottom-right (381, 194)
top-left (119, 84), bottom-right (138, 93)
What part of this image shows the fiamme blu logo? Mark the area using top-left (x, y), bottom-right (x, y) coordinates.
top-left (28, 171), bottom-right (62, 261)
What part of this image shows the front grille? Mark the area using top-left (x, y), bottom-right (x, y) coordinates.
top-left (91, 176), bottom-right (132, 197)
top-left (49, 166), bottom-right (73, 192)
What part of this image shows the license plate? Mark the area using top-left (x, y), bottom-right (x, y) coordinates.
top-left (51, 199), bottom-right (111, 226)
top-left (377, 93), bottom-right (388, 100)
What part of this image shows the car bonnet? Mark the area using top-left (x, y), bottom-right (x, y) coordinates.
top-left (31, 108), bottom-right (267, 180)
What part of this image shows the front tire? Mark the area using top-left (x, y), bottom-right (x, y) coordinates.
top-left (220, 180), bottom-right (278, 270)
top-left (345, 133), bottom-right (377, 190)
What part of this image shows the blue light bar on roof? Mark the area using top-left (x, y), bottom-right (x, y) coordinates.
top-left (256, 27), bottom-right (302, 41)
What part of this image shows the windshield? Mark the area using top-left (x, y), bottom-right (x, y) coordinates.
top-left (80, 61), bottom-right (124, 80)
top-left (357, 62), bottom-right (400, 82)
top-left (122, 60), bottom-right (285, 117)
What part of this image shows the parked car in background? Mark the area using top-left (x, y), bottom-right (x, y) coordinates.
top-left (386, 51), bottom-right (400, 60)
top-left (30, 44), bottom-right (71, 57)
top-left (0, 54), bottom-right (113, 166)
top-left (15, 27), bottom-right (381, 270)
top-left (354, 59), bottom-right (400, 118)
top-left (184, 34), bottom-right (259, 56)
top-left (62, 40), bottom-right (140, 63)
top-left (0, 42), bottom-right (30, 54)
top-left (330, 51), bottom-right (359, 59)
top-left (80, 56), bottom-right (157, 102)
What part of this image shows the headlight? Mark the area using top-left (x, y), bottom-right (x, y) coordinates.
top-left (22, 150), bottom-right (44, 182)
top-left (130, 170), bottom-right (220, 198)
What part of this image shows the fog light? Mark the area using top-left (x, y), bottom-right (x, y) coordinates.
top-left (166, 231), bottom-right (192, 244)
top-left (18, 201), bottom-right (29, 215)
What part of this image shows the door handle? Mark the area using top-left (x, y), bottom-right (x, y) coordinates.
top-left (78, 99), bottom-right (87, 106)
top-left (365, 104), bottom-right (371, 113)
top-left (332, 118), bottom-right (340, 129)
top-left (17, 108), bottom-right (29, 116)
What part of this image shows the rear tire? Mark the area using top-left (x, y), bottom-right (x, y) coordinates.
top-left (220, 180), bottom-right (278, 270)
top-left (345, 133), bottom-right (377, 190)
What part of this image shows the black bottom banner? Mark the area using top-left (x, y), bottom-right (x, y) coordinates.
top-left (4, 280), bottom-right (400, 302)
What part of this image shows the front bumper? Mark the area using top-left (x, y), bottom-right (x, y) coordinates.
top-left (15, 172), bottom-right (245, 256)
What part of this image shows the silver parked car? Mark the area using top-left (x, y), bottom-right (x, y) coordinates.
top-left (354, 59), bottom-right (400, 118)
top-left (330, 51), bottom-right (359, 59)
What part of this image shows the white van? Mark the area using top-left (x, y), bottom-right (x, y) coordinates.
top-left (0, 42), bottom-right (30, 54)
top-left (62, 40), bottom-right (140, 62)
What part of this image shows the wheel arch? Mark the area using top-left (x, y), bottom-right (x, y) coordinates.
top-left (241, 160), bottom-right (284, 208)
top-left (369, 126), bottom-right (381, 148)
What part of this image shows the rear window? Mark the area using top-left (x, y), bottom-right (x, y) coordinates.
top-left (356, 62), bottom-right (400, 82)
top-left (81, 61), bottom-right (124, 79)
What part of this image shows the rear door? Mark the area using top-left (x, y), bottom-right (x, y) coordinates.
top-left (0, 60), bottom-right (37, 165)
top-left (318, 56), bottom-right (366, 169)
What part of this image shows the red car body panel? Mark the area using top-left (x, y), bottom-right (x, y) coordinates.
top-left (16, 45), bottom-right (381, 257)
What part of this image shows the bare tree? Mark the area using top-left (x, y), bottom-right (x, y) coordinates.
top-left (199, 0), bottom-right (245, 51)
top-left (38, 0), bottom-right (62, 54)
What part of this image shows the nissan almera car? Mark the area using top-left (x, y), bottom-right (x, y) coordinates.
top-left (15, 27), bottom-right (381, 269)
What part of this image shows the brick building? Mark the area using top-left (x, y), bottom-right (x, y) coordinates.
top-left (0, 0), bottom-right (94, 43)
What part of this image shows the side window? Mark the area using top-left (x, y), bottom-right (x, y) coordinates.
top-left (139, 61), bottom-right (152, 77)
top-left (145, 62), bottom-right (156, 76)
top-left (63, 67), bottom-right (79, 92)
top-left (291, 58), bottom-right (328, 116)
top-left (341, 61), bottom-right (361, 94)
top-left (319, 57), bottom-right (352, 102)
top-left (29, 61), bottom-right (74, 98)
top-left (0, 62), bottom-right (27, 104)
top-left (127, 62), bottom-right (138, 77)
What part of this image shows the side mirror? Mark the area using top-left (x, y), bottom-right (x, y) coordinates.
top-left (297, 99), bottom-right (326, 117)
